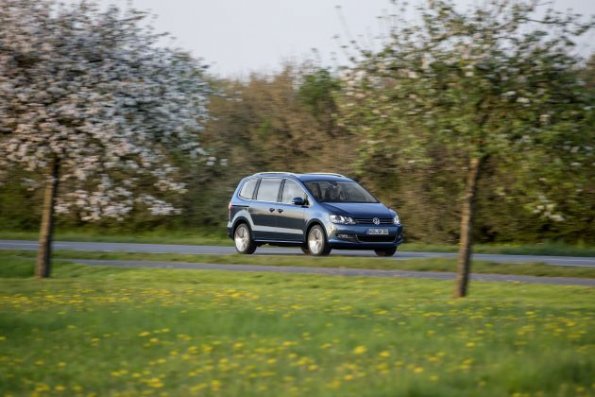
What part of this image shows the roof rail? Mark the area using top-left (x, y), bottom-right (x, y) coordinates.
top-left (305, 172), bottom-right (346, 178)
top-left (254, 171), bottom-right (295, 176)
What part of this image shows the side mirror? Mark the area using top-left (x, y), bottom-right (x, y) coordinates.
top-left (292, 197), bottom-right (305, 206)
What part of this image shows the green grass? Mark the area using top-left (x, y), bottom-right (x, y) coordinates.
top-left (404, 241), bottom-right (595, 257)
top-left (0, 229), bottom-right (230, 246)
top-left (3, 250), bottom-right (595, 279)
top-left (0, 256), bottom-right (594, 397)
top-left (1, 229), bottom-right (594, 256)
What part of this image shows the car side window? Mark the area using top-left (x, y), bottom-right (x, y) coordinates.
top-left (239, 178), bottom-right (257, 199)
top-left (255, 178), bottom-right (282, 202)
top-left (281, 180), bottom-right (306, 204)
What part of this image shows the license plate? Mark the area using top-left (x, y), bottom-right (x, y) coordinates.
top-left (367, 228), bottom-right (389, 235)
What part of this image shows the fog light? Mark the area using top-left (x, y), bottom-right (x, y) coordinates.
top-left (337, 233), bottom-right (355, 241)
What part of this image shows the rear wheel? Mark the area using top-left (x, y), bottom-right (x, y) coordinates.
top-left (375, 247), bottom-right (397, 257)
top-left (307, 225), bottom-right (331, 256)
top-left (300, 245), bottom-right (310, 255)
top-left (234, 223), bottom-right (257, 254)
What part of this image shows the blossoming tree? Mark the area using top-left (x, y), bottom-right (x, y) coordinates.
top-left (339, 0), bottom-right (593, 297)
top-left (0, 0), bottom-right (210, 277)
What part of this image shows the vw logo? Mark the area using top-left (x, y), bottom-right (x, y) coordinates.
top-left (372, 217), bottom-right (380, 225)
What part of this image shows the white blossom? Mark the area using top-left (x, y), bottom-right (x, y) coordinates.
top-left (0, 0), bottom-right (210, 220)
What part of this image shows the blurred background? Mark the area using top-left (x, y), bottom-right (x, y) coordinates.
top-left (0, 0), bottom-right (593, 246)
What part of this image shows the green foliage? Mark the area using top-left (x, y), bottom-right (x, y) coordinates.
top-left (297, 68), bottom-right (341, 128)
top-left (338, 0), bottom-right (594, 243)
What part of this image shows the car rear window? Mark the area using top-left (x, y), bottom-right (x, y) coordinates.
top-left (239, 178), bottom-right (257, 199)
top-left (256, 178), bottom-right (282, 202)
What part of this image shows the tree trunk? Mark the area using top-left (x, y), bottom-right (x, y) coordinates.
top-left (36, 158), bottom-right (60, 278)
top-left (454, 156), bottom-right (483, 298)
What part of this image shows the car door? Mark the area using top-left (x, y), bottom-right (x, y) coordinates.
top-left (275, 179), bottom-right (308, 242)
top-left (251, 178), bottom-right (282, 240)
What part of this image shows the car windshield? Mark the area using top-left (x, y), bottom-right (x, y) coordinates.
top-left (304, 180), bottom-right (378, 203)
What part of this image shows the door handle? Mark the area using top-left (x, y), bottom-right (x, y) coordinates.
top-left (277, 209), bottom-right (284, 213)
top-left (269, 208), bottom-right (275, 212)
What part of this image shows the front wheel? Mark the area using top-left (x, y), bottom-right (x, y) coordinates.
top-left (234, 223), bottom-right (257, 254)
top-left (307, 225), bottom-right (331, 256)
top-left (375, 247), bottom-right (397, 257)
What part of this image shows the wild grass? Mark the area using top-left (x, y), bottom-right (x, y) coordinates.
top-left (2, 250), bottom-right (595, 279)
top-left (0, 256), bottom-right (593, 396)
top-left (0, 228), bottom-right (229, 246)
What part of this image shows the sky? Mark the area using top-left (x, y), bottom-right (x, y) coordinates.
top-left (77, 0), bottom-right (594, 78)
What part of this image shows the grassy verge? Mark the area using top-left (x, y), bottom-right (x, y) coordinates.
top-left (0, 229), bottom-right (230, 246)
top-left (404, 242), bottom-right (595, 257)
top-left (1, 256), bottom-right (594, 397)
top-left (2, 250), bottom-right (595, 279)
top-left (2, 229), bottom-right (594, 256)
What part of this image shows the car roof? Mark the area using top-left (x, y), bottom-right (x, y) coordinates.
top-left (250, 172), bottom-right (352, 182)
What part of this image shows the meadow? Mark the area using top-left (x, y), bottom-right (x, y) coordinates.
top-left (0, 257), bottom-right (594, 396)
top-left (3, 250), bottom-right (595, 280)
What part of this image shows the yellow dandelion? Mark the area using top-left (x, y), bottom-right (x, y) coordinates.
top-left (190, 383), bottom-right (207, 393)
top-left (327, 379), bottom-right (341, 389)
top-left (353, 345), bottom-right (367, 355)
top-left (34, 384), bottom-right (50, 392)
top-left (146, 377), bottom-right (164, 388)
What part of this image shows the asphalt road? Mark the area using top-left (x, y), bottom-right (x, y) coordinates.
top-left (1, 239), bottom-right (594, 267)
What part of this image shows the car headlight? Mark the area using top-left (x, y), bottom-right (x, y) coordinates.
top-left (393, 213), bottom-right (400, 225)
top-left (329, 214), bottom-right (355, 225)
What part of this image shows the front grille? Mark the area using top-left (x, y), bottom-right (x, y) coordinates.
top-left (354, 218), bottom-right (393, 225)
top-left (357, 235), bottom-right (396, 243)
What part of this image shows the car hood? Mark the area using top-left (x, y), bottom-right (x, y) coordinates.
top-left (321, 202), bottom-right (393, 218)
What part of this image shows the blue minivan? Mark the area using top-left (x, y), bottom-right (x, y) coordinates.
top-left (227, 172), bottom-right (404, 256)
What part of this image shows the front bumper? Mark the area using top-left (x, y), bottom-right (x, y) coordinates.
top-left (326, 223), bottom-right (404, 250)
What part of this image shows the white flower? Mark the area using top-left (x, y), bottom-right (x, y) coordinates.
top-left (0, 0), bottom-right (210, 221)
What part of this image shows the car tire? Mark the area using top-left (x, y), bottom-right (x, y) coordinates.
top-left (375, 247), bottom-right (397, 257)
top-left (234, 223), bottom-right (257, 254)
top-left (300, 245), bottom-right (311, 255)
top-left (307, 225), bottom-right (331, 256)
